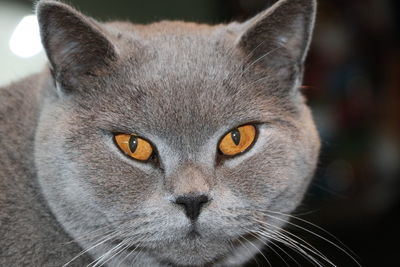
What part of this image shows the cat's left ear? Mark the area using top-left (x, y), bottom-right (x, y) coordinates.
top-left (36, 0), bottom-right (118, 90)
top-left (235, 0), bottom-right (316, 82)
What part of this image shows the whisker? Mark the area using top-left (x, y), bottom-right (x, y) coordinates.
top-left (260, 209), bottom-right (359, 260)
top-left (129, 245), bottom-right (145, 265)
top-left (116, 240), bottom-right (142, 267)
top-left (95, 239), bottom-right (132, 267)
top-left (236, 234), bottom-right (261, 267)
top-left (92, 245), bottom-right (123, 267)
top-left (62, 225), bottom-right (113, 245)
top-left (223, 208), bottom-right (329, 266)
top-left (254, 227), bottom-right (323, 267)
top-left (87, 238), bottom-right (127, 267)
top-left (258, 211), bottom-right (361, 266)
top-left (268, 238), bottom-right (302, 267)
top-left (256, 223), bottom-right (329, 267)
top-left (255, 218), bottom-right (334, 265)
top-left (61, 213), bottom-right (149, 246)
top-left (254, 230), bottom-right (317, 267)
top-left (228, 206), bottom-right (360, 266)
top-left (244, 229), bottom-right (290, 267)
top-left (240, 233), bottom-right (271, 267)
top-left (62, 230), bottom-right (120, 267)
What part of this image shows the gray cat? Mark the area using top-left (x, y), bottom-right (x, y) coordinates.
top-left (0, 0), bottom-right (320, 266)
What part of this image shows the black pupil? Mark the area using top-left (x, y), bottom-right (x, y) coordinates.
top-left (231, 128), bottom-right (241, 145)
top-left (129, 136), bottom-right (138, 152)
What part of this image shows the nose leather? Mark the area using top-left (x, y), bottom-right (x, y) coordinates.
top-left (174, 194), bottom-right (209, 221)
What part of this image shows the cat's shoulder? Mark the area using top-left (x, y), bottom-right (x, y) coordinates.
top-left (0, 72), bottom-right (44, 114)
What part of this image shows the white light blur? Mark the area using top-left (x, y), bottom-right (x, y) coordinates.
top-left (9, 15), bottom-right (43, 58)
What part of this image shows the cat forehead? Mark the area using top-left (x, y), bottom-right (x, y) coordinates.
top-left (93, 62), bottom-right (270, 138)
top-left (105, 20), bottom-right (240, 70)
top-left (71, 22), bottom-right (285, 132)
top-left (103, 21), bottom-right (259, 103)
top-left (71, 21), bottom-right (291, 142)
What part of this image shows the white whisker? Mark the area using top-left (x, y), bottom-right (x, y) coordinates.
top-left (129, 245), bottom-right (145, 265)
top-left (268, 238), bottom-right (302, 267)
top-left (88, 240), bottom-right (125, 267)
top-left (255, 227), bottom-right (323, 267)
top-left (96, 240), bottom-right (131, 267)
top-left (62, 230), bottom-right (119, 267)
top-left (255, 218), bottom-right (334, 266)
top-left (240, 233), bottom-right (271, 267)
top-left (236, 234), bottom-right (261, 267)
top-left (116, 241), bottom-right (142, 267)
top-left (244, 229), bottom-right (290, 267)
top-left (259, 211), bottom-right (361, 266)
top-left (260, 209), bottom-right (359, 260)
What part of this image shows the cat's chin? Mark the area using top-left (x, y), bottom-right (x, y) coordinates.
top-left (120, 231), bottom-right (264, 266)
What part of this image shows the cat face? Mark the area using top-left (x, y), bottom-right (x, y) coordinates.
top-left (34, 0), bottom-right (320, 265)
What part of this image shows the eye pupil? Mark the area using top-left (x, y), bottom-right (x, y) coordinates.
top-left (231, 128), bottom-right (241, 145)
top-left (129, 136), bottom-right (138, 152)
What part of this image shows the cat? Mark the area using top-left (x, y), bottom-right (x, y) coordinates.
top-left (0, 0), bottom-right (320, 266)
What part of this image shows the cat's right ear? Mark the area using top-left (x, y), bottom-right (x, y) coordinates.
top-left (36, 0), bottom-right (118, 91)
top-left (233, 0), bottom-right (316, 92)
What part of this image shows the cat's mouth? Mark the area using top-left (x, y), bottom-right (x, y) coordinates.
top-left (187, 223), bottom-right (201, 238)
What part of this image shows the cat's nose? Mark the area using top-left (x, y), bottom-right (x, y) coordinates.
top-left (174, 194), bottom-right (210, 221)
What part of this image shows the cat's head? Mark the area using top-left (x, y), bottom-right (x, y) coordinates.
top-left (34, 0), bottom-right (320, 265)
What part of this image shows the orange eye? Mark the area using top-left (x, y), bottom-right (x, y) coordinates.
top-left (219, 125), bottom-right (257, 156)
top-left (114, 134), bottom-right (153, 161)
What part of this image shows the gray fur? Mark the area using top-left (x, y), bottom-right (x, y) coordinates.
top-left (0, 0), bottom-right (320, 266)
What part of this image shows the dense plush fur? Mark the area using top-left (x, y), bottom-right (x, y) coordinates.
top-left (0, 0), bottom-right (320, 266)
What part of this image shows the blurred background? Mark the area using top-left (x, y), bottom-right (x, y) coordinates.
top-left (0, 0), bottom-right (399, 266)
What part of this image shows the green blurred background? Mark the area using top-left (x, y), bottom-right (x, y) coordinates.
top-left (0, 0), bottom-right (399, 266)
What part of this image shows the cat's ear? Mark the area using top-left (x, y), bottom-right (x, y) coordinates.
top-left (36, 0), bottom-right (118, 89)
top-left (236, 0), bottom-right (316, 80)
